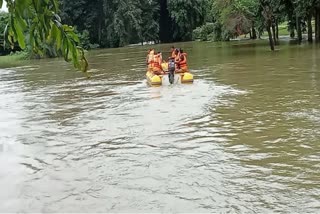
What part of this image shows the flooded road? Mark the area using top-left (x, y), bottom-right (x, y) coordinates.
top-left (0, 41), bottom-right (319, 212)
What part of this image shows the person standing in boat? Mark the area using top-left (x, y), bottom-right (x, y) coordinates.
top-left (171, 46), bottom-right (176, 58)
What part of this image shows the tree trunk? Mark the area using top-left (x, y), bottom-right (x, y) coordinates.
top-left (296, 16), bottom-right (302, 43)
top-left (316, 8), bottom-right (320, 43)
top-left (159, 0), bottom-right (173, 43)
top-left (290, 29), bottom-right (295, 38)
top-left (276, 20), bottom-right (279, 40)
top-left (97, 0), bottom-right (104, 46)
top-left (271, 23), bottom-right (278, 45)
top-left (98, 21), bottom-right (102, 45)
top-left (267, 21), bottom-right (275, 51)
top-left (307, 13), bottom-right (313, 43)
top-left (252, 22), bottom-right (257, 39)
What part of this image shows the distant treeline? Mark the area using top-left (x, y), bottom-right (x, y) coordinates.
top-left (59, 0), bottom-right (320, 50)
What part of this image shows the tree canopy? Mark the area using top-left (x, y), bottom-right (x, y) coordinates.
top-left (59, 0), bottom-right (320, 51)
top-left (0, 0), bottom-right (89, 76)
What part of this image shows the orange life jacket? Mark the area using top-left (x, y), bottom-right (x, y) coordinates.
top-left (179, 53), bottom-right (188, 69)
top-left (179, 53), bottom-right (187, 67)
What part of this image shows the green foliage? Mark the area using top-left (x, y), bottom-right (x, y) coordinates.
top-left (200, 23), bottom-right (214, 41)
top-left (3, 0), bottom-right (320, 63)
top-left (140, 0), bottom-right (160, 43)
top-left (2, 0), bottom-right (89, 76)
top-left (0, 11), bottom-right (8, 35)
top-left (76, 29), bottom-right (99, 50)
top-left (61, 0), bottom-right (160, 48)
top-left (192, 27), bottom-right (201, 41)
top-left (192, 22), bottom-right (231, 42)
top-left (0, 11), bottom-right (10, 50)
top-left (9, 50), bottom-right (29, 59)
top-left (167, 0), bottom-right (208, 41)
top-left (193, 23), bottom-right (214, 41)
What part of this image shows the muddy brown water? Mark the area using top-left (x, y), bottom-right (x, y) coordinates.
top-left (0, 41), bottom-right (319, 212)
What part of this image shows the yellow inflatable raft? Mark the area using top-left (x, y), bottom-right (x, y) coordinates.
top-left (146, 70), bottom-right (163, 86)
top-left (146, 62), bottom-right (194, 86)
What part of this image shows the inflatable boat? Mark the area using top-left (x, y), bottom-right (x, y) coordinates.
top-left (146, 62), bottom-right (194, 86)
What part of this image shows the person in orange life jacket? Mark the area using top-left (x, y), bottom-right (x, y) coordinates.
top-left (153, 52), bottom-right (164, 75)
top-left (146, 49), bottom-right (151, 66)
top-left (147, 49), bottom-right (155, 70)
top-left (146, 49), bottom-right (151, 64)
top-left (171, 46), bottom-right (176, 58)
top-left (174, 48), bottom-right (181, 70)
top-left (177, 49), bottom-right (188, 73)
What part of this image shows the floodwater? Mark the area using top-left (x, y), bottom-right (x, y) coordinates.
top-left (0, 40), bottom-right (319, 213)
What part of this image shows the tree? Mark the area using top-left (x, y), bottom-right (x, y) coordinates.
top-left (61, 0), bottom-right (105, 46)
top-left (159, 0), bottom-right (173, 43)
top-left (61, 0), bottom-right (157, 48)
top-left (1, 0), bottom-right (89, 76)
top-left (167, 0), bottom-right (208, 41)
top-left (0, 11), bottom-right (12, 54)
top-left (140, 0), bottom-right (160, 44)
top-left (0, 11), bottom-right (8, 36)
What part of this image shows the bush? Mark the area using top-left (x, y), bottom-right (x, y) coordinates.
top-left (193, 22), bottom-right (231, 42)
top-left (77, 30), bottom-right (100, 50)
top-left (192, 23), bottom-right (215, 41)
top-left (192, 27), bottom-right (202, 41)
top-left (10, 50), bottom-right (30, 60)
top-left (77, 30), bottom-right (91, 50)
top-left (212, 23), bottom-right (222, 41)
top-left (200, 23), bottom-right (214, 41)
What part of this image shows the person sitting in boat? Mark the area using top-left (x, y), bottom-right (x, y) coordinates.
top-left (153, 52), bottom-right (164, 75)
top-left (174, 48), bottom-right (181, 70)
top-left (177, 49), bottom-right (188, 73)
top-left (147, 49), bottom-right (155, 71)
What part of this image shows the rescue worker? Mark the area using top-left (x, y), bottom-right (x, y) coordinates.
top-left (174, 48), bottom-right (181, 70)
top-left (177, 49), bottom-right (188, 73)
top-left (171, 46), bottom-right (176, 58)
top-left (147, 49), bottom-right (155, 71)
top-left (153, 52), bottom-right (164, 75)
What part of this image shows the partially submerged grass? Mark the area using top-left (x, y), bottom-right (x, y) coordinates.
top-left (278, 23), bottom-right (289, 36)
top-left (0, 51), bottom-right (29, 68)
top-left (278, 21), bottom-right (316, 36)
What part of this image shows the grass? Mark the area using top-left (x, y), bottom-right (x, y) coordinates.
top-left (278, 21), bottom-right (316, 37)
top-left (277, 23), bottom-right (289, 36)
top-left (237, 21), bottom-right (316, 39)
top-left (0, 51), bottom-right (29, 68)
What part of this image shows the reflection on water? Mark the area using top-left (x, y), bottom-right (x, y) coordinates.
top-left (0, 41), bottom-right (320, 212)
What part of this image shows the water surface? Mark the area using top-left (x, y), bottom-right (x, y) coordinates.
top-left (0, 41), bottom-right (319, 212)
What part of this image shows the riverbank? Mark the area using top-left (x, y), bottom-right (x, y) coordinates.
top-left (0, 34), bottom-right (314, 70)
top-left (0, 52), bottom-right (29, 68)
